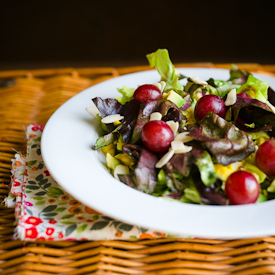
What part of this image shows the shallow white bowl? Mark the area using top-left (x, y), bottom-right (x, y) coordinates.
top-left (41, 68), bottom-right (275, 239)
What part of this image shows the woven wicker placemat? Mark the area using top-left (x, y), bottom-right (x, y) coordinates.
top-left (1, 64), bottom-right (275, 275)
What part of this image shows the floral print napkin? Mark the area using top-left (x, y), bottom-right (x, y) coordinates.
top-left (5, 124), bottom-right (183, 241)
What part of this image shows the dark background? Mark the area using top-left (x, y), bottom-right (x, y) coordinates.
top-left (1, 0), bottom-right (275, 70)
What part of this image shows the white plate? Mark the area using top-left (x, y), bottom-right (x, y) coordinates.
top-left (41, 68), bottom-right (275, 239)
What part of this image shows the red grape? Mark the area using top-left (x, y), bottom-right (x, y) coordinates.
top-left (237, 92), bottom-right (251, 99)
top-left (194, 95), bottom-right (226, 121)
top-left (141, 120), bottom-right (174, 153)
top-left (255, 139), bottom-right (275, 179)
top-left (225, 171), bottom-right (259, 205)
top-left (133, 84), bottom-right (162, 102)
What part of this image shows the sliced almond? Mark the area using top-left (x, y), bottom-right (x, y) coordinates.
top-left (153, 81), bottom-right (166, 93)
top-left (174, 132), bottom-right (194, 143)
top-left (150, 112), bottom-right (162, 121)
top-left (159, 81), bottom-right (166, 93)
top-left (190, 77), bottom-right (208, 85)
top-left (153, 82), bottom-right (161, 91)
top-left (114, 164), bottom-right (130, 181)
top-left (86, 106), bottom-right (100, 117)
top-left (171, 140), bottom-right (184, 151)
top-left (174, 147), bottom-right (193, 154)
top-left (166, 121), bottom-right (179, 136)
top-left (224, 88), bottom-right (237, 106)
top-left (156, 150), bottom-right (175, 168)
top-left (101, 114), bottom-right (124, 124)
top-left (171, 140), bottom-right (192, 154)
top-left (266, 101), bottom-right (275, 115)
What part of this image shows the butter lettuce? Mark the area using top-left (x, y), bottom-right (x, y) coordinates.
top-left (248, 131), bottom-right (270, 140)
top-left (237, 75), bottom-right (269, 102)
top-left (267, 179), bottom-right (275, 193)
top-left (146, 49), bottom-right (183, 92)
top-left (116, 86), bottom-right (135, 105)
top-left (207, 79), bottom-right (240, 98)
top-left (180, 178), bottom-right (201, 204)
top-left (93, 132), bottom-right (118, 150)
top-left (153, 169), bottom-right (168, 196)
top-left (195, 151), bottom-right (218, 186)
top-left (242, 163), bottom-right (267, 183)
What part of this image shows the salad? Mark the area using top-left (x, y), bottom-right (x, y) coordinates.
top-left (88, 49), bottom-right (275, 206)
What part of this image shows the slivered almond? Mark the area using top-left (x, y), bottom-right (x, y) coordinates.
top-left (190, 77), bottom-right (208, 85)
top-left (171, 140), bottom-right (184, 151)
top-left (86, 106), bottom-right (100, 117)
top-left (114, 165), bottom-right (130, 180)
top-left (153, 81), bottom-right (166, 93)
top-left (159, 81), bottom-right (166, 93)
top-left (174, 132), bottom-right (194, 143)
top-left (150, 112), bottom-right (162, 121)
top-left (166, 121), bottom-right (179, 136)
top-left (171, 140), bottom-right (192, 154)
top-left (101, 114), bottom-right (124, 124)
top-left (266, 101), bottom-right (275, 115)
top-left (224, 88), bottom-right (237, 106)
top-left (156, 150), bottom-right (175, 168)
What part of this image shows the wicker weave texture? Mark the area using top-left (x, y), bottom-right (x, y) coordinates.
top-left (0, 63), bottom-right (275, 274)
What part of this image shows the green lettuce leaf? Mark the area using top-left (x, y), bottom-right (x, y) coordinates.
top-left (93, 132), bottom-right (118, 150)
top-left (257, 190), bottom-right (267, 202)
top-left (267, 179), bottom-right (275, 193)
top-left (153, 169), bottom-right (168, 196)
top-left (116, 86), bottom-right (135, 105)
top-left (237, 75), bottom-right (269, 102)
top-left (180, 178), bottom-right (201, 204)
top-left (242, 163), bottom-right (267, 183)
top-left (248, 131), bottom-right (270, 140)
top-left (195, 151), bottom-right (218, 186)
top-left (207, 78), bottom-right (241, 98)
top-left (146, 49), bottom-right (183, 92)
top-left (185, 79), bottom-right (232, 105)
